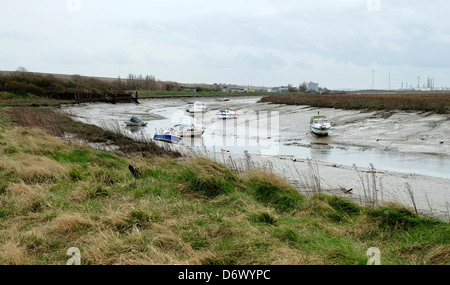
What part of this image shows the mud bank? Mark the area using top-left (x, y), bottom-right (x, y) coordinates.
top-left (218, 98), bottom-right (450, 157)
top-left (58, 96), bottom-right (450, 220)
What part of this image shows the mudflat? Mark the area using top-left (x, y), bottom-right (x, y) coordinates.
top-left (59, 96), bottom-right (450, 220)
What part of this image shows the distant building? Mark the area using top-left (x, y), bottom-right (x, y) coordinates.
top-left (223, 85), bottom-right (245, 92)
top-left (271, 87), bottom-right (289, 93)
top-left (307, 82), bottom-right (319, 92)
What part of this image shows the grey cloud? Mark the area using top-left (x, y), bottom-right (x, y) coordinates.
top-left (194, 51), bottom-right (286, 70)
top-left (42, 48), bottom-right (131, 66)
top-left (235, 52), bottom-right (286, 69)
top-left (3, 1), bottom-right (450, 89)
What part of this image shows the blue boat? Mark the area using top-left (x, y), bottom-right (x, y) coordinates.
top-left (153, 127), bottom-right (182, 143)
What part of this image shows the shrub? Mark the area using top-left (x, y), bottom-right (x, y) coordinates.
top-left (179, 158), bottom-right (239, 199)
top-left (366, 206), bottom-right (443, 230)
top-left (246, 171), bottom-right (304, 212)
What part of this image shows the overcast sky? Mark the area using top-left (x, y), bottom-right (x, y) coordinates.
top-left (1, 0), bottom-right (449, 89)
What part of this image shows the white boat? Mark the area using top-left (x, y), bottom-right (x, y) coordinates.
top-left (310, 115), bottom-right (331, 136)
top-left (186, 102), bottom-right (208, 113)
top-left (185, 103), bottom-right (194, 112)
top-left (172, 124), bottom-right (204, 137)
top-left (216, 108), bottom-right (239, 119)
top-left (124, 116), bottom-right (147, 127)
top-left (153, 127), bottom-right (182, 143)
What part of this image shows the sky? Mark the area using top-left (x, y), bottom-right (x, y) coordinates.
top-left (1, 0), bottom-right (450, 90)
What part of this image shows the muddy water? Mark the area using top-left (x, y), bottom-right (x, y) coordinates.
top-left (59, 96), bottom-right (450, 180)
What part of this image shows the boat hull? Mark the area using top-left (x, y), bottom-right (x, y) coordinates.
top-left (187, 102), bottom-right (208, 113)
top-left (153, 134), bottom-right (182, 143)
top-left (180, 130), bottom-right (204, 137)
top-left (125, 122), bottom-right (147, 127)
top-left (172, 124), bottom-right (204, 137)
top-left (124, 116), bottom-right (147, 127)
top-left (215, 110), bottom-right (239, 119)
top-left (310, 115), bottom-right (331, 136)
top-left (310, 125), bottom-right (330, 136)
top-left (216, 115), bottom-right (238, 119)
top-left (189, 108), bottom-right (207, 113)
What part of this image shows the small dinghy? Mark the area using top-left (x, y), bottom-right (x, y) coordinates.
top-left (124, 116), bottom-right (147, 127)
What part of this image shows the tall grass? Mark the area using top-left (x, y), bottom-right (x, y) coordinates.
top-left (5, 107), bottom-right (179, 158)
top-left (0, 107), bottom-right (449, 265)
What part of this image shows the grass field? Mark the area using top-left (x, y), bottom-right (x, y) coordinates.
top-left (0, 106), bottom-right (448, 265)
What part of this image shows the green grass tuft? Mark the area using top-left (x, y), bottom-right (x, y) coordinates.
top-left (179, 158), bottom-right (239, 199)
top-left (51, 149), bottom-right (92, 164)
top-left (250, 212), bottom-right (278, 226)
top-left (246, 172), bottom-right (305, 212)
top-left (367, 206), bottom-right (443, 230)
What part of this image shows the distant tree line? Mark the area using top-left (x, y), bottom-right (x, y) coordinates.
top-left (118, 73), bottom-right (222, 92)
top-left (0, 67), bottom-right (124, 97)
top-left (0, 68), bottom-right (221, 97)
top-left (2, 67), bottom-right (320, 98)
top-left (117, 74), bottom-right (188, 92)
top-left (285, 82), bottom-right (308, 93)
top-left (118, 74), bottom-right (159, 91)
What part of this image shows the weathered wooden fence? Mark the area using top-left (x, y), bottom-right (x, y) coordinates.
top-left (52, 92), bottom-right (136, 103)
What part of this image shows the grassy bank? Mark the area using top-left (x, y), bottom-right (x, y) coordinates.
top-left (0, 91), bottom-right (75, 107)
top-left (259, 92), bottom-right (450, 114)
top-left (0, 107), bottom-right (449, 265)
top-left (3, 107), bottom-right (178, 159)
top-left (0, 71), bottom-right (124, 97)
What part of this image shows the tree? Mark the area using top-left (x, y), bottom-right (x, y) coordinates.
top-left (212, 83), bottom-right (222, 92)
top-left (16, 66), bottom-right (29, 73)
top-left (15, 67), bottom-right (30, 78)
top-left (144, 75), bottom-right (156, 90)
top-left (299, 82), bottom-right (307, 92)
top-left (288, 84), bottom-right (297, 92)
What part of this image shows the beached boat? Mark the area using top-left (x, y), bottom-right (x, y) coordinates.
top-left (310, 115), bottom-right (331, 136)
top-left (216, 108), bottom-right (239, 119)
top-left (186, 102), bottom-right (208, 113)
top-left (124, 116), bottom-right (147, 127)
top-left (172, 124), bottom-right (204, 137)
top-left (153, 127), bottom-right (182, 143)
top-left (185, 103), bottom-right (194, 112)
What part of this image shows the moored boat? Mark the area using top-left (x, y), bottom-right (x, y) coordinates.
top-left (310, 115), bottom-right (331, 136)
top-left (216, 108), bottom-right (239, 119)
top-left (186, 102), bottom-right (208, 113)
top-left (124, 116), bottom-right (147, 127)
top-left (153, 127), bottom-right (182, 143)
top-left (185, 103), bottom-right (194, 112)
top-left (172, 124), bottom-right (204, 137)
